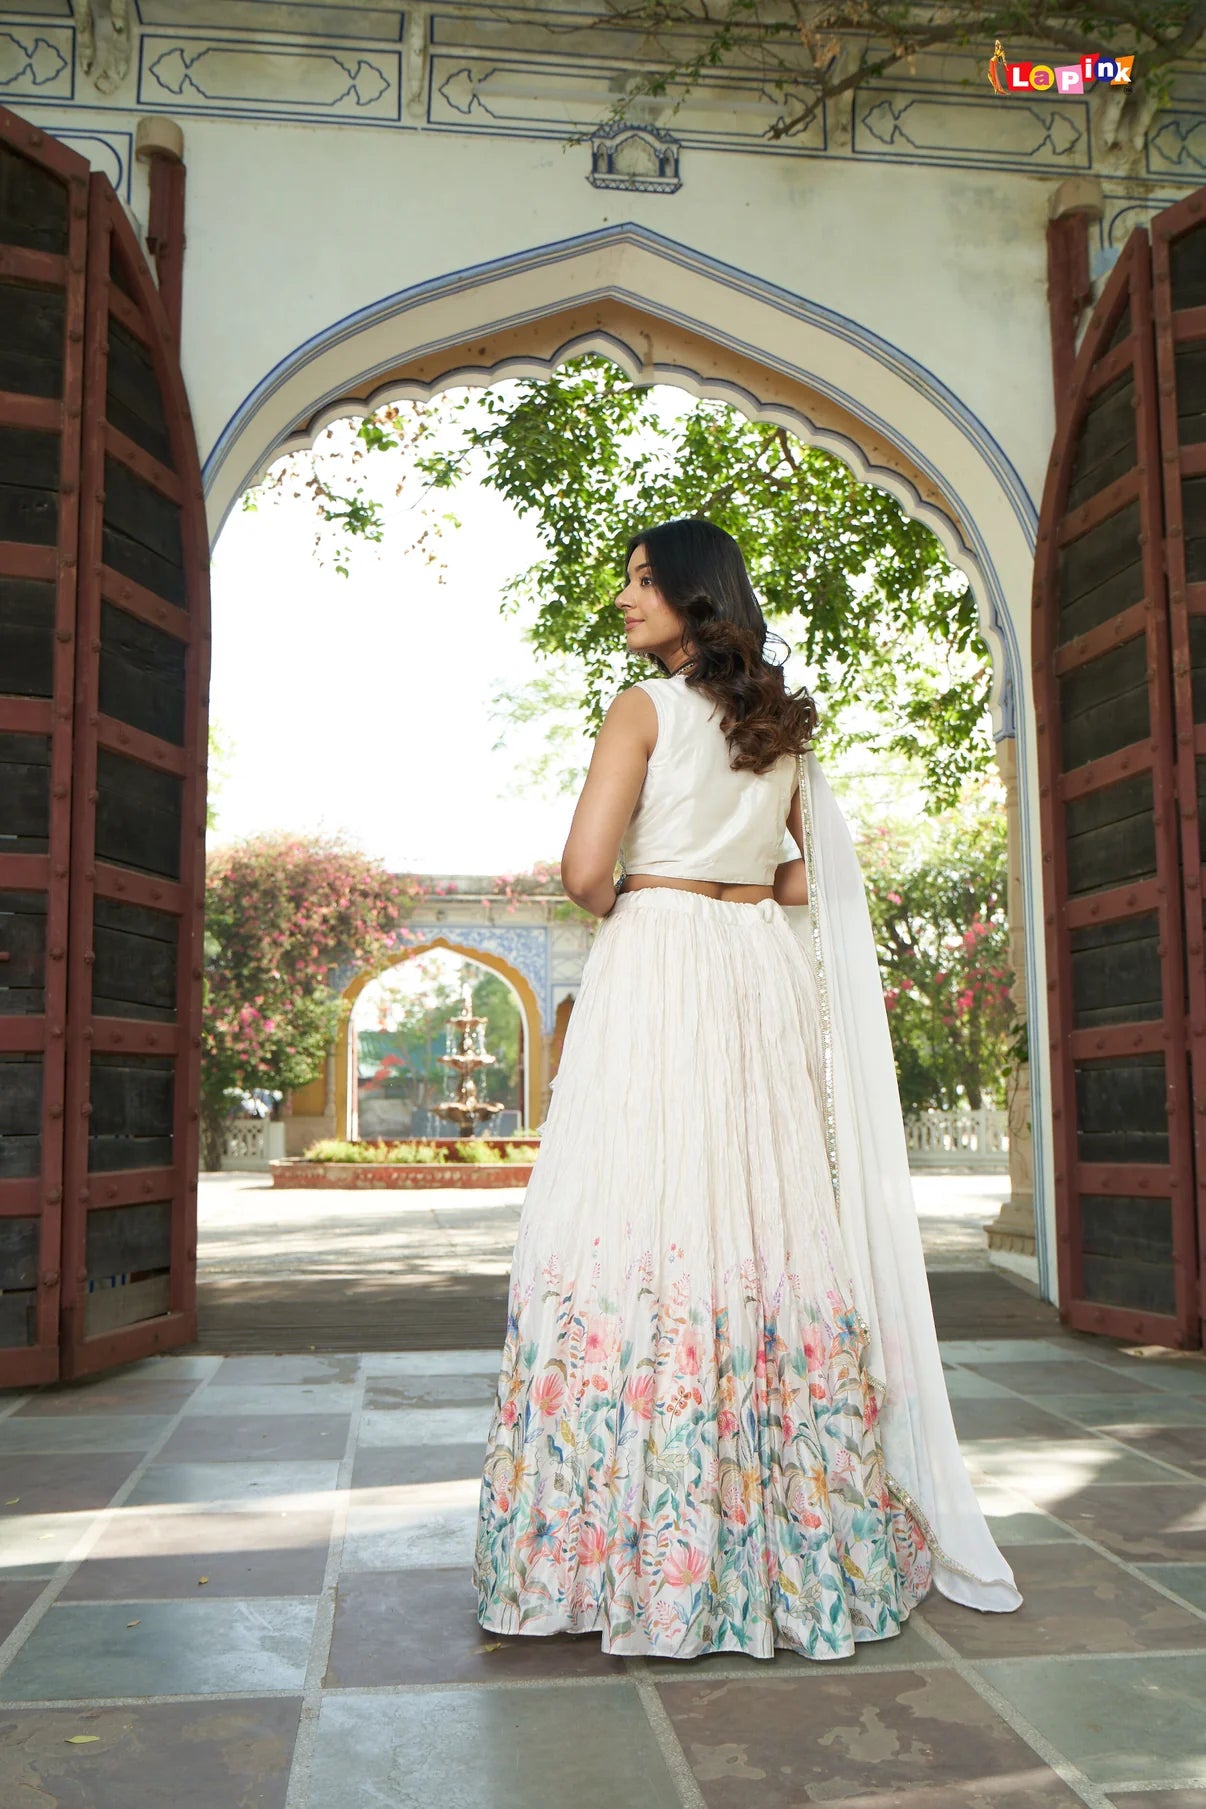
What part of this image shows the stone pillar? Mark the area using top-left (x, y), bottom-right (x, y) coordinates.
top-left (986, 736), bottom-right (1038, 1272)
top-left (346, 1018), bottom-right (359, 1142)
top-left (283, 1047), bottom-right (338, 1156)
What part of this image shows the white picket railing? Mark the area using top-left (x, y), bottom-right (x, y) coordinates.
top-left (218, 1111), bottom-right (1003, 1173)
top-left (903, 1106), bottom-right (1009, 1170)
top-left (220, 1120), bottom-right (286, 1171)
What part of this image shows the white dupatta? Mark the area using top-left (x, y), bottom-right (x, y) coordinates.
top-left (782, 747), bottom-right (1023, 1614)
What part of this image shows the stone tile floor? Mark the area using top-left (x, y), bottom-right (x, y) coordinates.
top-left (1, 1336), bottom-right (1205, 1808)
top-left (193, 1170), bottom-right (1018, 1351)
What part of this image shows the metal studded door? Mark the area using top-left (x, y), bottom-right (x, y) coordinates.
top-left (1034, 201), bottom-right (1203, 1348)
top-left (0, 108), bottom-right (209, 1383)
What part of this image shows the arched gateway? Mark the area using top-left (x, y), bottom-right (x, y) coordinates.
top-left (1, 102), bottom-right (1204, 1380)
top-left (336, 938), bottom-right (545, 1142)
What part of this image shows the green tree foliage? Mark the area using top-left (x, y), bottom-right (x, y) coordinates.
top-left (419, 360), bottom-right (992, 809)
top-left (247, 359), bottom-right (993, 811)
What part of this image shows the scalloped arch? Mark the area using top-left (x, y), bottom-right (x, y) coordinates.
top-left (203, 226), bottom-right (1037, 747)
top-left (267, 325), bottom-right (982, 575)
top-left (206, 223), bottom-right (1050, 1297)
top-left (336, 938), bottom-right (543, 1136)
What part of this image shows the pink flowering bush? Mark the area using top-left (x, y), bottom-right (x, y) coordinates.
top-left (202, 835), bottom-right (585, 1165)
top-left (201, 832), bottom-right (407, 1166)
top-left (854, 781), bottom-right (1016, 1112)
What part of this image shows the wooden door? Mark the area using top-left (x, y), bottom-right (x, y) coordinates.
top-left (0, 108), bottom-right (209, 1384)
top-left (1034, 195), bottom-right (1204, 1347)
top-left (0, 115), bottom-right (88, 1384)
top-left (1151, 192), bottom-right (1206, 1345)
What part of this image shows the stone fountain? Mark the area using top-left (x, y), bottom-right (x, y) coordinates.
top-left (434, 981), bottom-right (505, 1139)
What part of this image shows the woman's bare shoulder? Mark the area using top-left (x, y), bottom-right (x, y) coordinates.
top-left (602, 681), bottom-right (659, 757)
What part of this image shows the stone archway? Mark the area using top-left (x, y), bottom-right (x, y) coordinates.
top-left (336, 938), bottom-right (545, 1138)
top-left (205, 224), bottom-right (1050, 1293)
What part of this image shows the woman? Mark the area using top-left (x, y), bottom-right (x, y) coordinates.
top-left (473, 518), bottom-right (1022, 1660)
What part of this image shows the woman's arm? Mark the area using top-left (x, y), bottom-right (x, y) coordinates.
top-left (560, 686), bottom-right (657, 919)
top-left (772, 778), bottom-right (809, 907)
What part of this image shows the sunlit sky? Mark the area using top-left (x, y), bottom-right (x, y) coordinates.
top-left (208, 460), bottom-right (597, 876)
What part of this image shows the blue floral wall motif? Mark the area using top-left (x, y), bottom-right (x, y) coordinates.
top-left (332, 918), bottom-right (560, 1032)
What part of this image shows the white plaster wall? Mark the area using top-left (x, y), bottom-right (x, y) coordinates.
top-left (170, 118), bottom-right (1053, 513)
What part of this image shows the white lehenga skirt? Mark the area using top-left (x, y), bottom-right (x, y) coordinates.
top-left (472, 886), bottom-right (933, 1660)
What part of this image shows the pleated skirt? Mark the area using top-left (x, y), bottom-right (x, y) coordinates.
top-left (472, 886), bottom-right (932, 1659)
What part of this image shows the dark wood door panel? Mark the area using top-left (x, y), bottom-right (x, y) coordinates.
top-left (1036, 223), bottom-right (1200, 1347)
top-left (0, 106), bottom-right (208, 1383)
top-left (57, 176), bottom-right (208, 1379)
top-left (1152, 195), bottom-right (1206, 1340)
top-left (0, 112), bottom-right (89, 1386)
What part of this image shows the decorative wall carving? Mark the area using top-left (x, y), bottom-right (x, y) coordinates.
top-left (588, 121), bottom-right (680, 193)
top-left (427, 45), bottom-right (822, 153)
top-left (73, 0), bottom-right (129, 97)
top-left (139, 34), bottom-right (401, 122)
top-left (0, 25), bottom-right (72, 99)
top-left (1147, 113), bottom-right (1206, 176)
top-left (856, 87), bottom-right (1089, 172)
top-left (0, 4), bottom-right (1199, 187)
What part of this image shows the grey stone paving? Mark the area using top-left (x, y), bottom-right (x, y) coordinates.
top-left (3, 1338), bottom-right (1206, 1807)
top-left (196, 1168), bottom-right (1011, 1285)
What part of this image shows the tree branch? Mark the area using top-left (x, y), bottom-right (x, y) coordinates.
top-left (594, 0), bottom-right (1206, 140)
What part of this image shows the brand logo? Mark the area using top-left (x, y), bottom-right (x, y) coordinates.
top-left (987, 39), bottom-right (1134, 96)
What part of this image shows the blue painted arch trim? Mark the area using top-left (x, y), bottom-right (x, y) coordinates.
top-left (204, 222), bottom-right (1038, 546)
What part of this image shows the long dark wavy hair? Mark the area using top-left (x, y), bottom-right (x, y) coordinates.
top-left (627, 517), bottom-right (818, 773)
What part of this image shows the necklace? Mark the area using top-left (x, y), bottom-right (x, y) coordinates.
top-left (668, 656), bottom-right (698, 678)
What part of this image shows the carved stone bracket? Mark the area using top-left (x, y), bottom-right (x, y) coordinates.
top-left (589, 122), bottom-right (682, 193)
top-left (72, 0), bottom-right (131, 97)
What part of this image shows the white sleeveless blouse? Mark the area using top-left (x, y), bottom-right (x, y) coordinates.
top-left (618, 671), bottom-right (799, 885)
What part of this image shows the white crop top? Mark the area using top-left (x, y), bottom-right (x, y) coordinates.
top-left (618, 672), bottom-right (799, 885)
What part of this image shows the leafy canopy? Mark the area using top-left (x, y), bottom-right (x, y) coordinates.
top-left (248, 358), bottom-right (994, 810)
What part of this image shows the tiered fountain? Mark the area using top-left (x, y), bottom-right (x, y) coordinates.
top-left (433, 981), bottom-right (505, 1139)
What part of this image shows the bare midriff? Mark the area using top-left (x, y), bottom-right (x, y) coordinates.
top-left (622, 873), bottom-right (775, 904)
